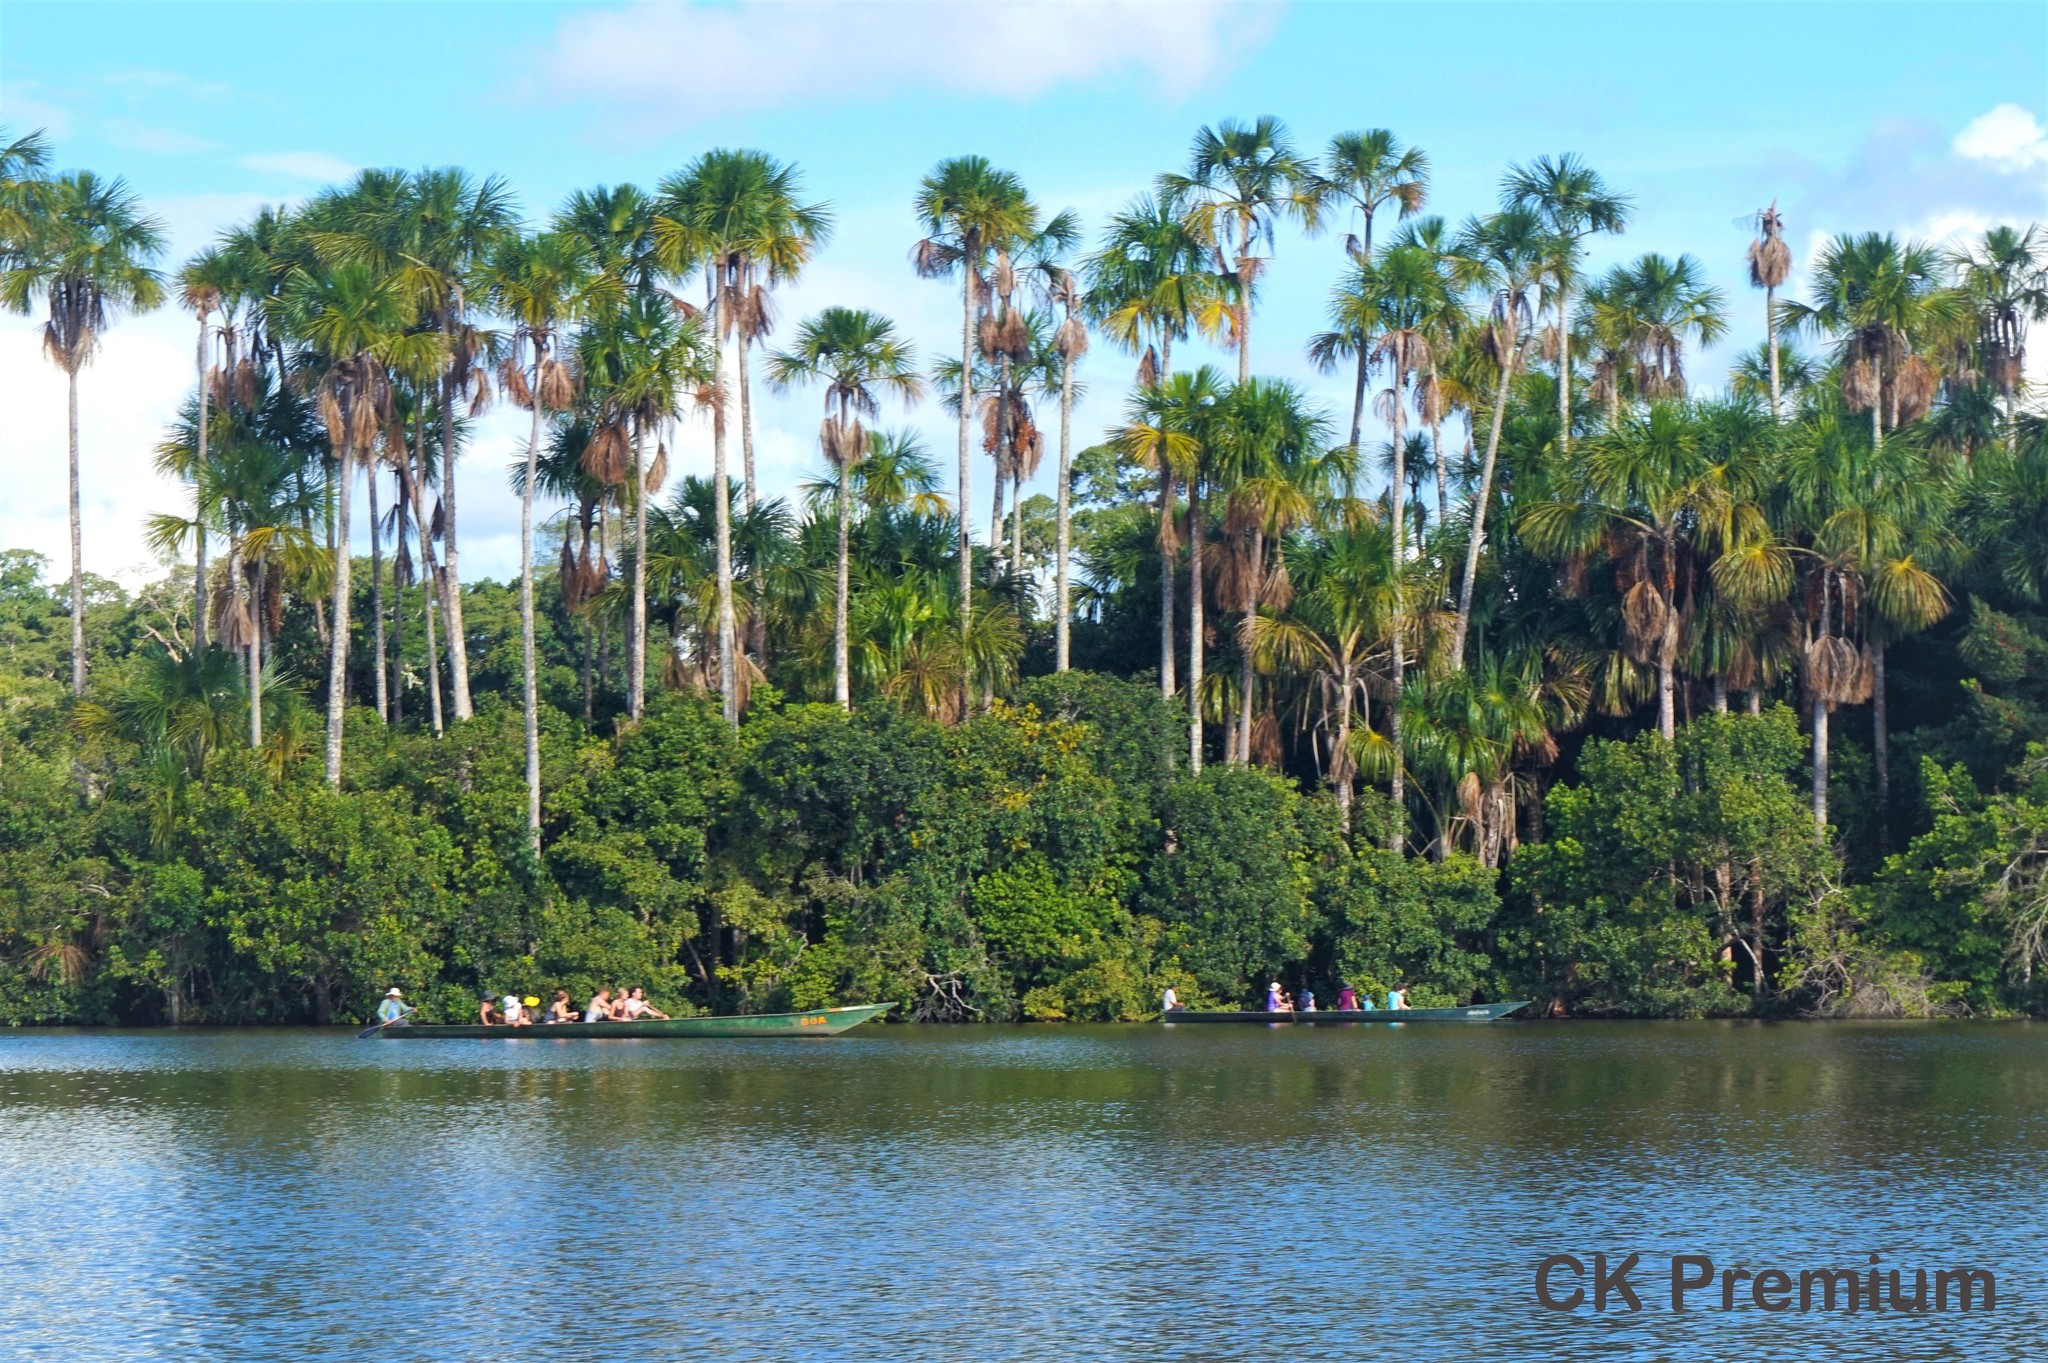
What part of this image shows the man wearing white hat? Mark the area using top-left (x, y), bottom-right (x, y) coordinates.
top-left (375, 987), bottom-right (413, 1027)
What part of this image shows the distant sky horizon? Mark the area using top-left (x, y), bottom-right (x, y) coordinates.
top-left (4, 0), bottom-right (2045, 586)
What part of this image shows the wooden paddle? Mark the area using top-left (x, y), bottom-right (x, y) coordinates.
top-left (356, 1007), bottom-right (415, 1039)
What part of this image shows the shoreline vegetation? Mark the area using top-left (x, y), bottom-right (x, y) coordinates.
top-left (2, 122), bottom-right (2046, 1027)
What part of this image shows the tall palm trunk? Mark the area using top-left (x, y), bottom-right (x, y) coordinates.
top-left (1347, 351), bottom-right (1368, 496)
top-left (1157, 336), bottom-right (1176, 703)
top-left (1656, 549), bottom-right (1679, 742)
top-left (1336, 655), bottom-right (1356, 832)
top-left (249, 557), bottom-right (264, 748)
top-left (1765, 282), bottom-right (1781, 421)
top-left (1812, 580), bottom-right (1831, 828)
top-left (389, 492), bottom-right (404, 727)
top-left (1388, 359), bottom-right (1408, 852)
top-left (1055, 350), bottom-right (1075, 672)
top-left (369, 460), bottom-right (388, 721)
top-left (1555, 290), bottom-right (1573, 449)
top-left (713, 277), bottom-right (739, 727)
top-left (740, 344), bottom-right (769, 666)
top-left (67, 367), bottom-right (85, 697)
top-left (1236, 528), bottom-right (1262, 765)
top-left (1187, 480), bottom-right (1205, 773)
top-left (324, 421), bottom-right (354, 788)
top-left (956, 248), bottom-right (976, 710)
top-left (436, 367), bottom-right (473, 720)
top-left (629, 419), bottom-right (647, 722)
top-left (1452, 340), bottom-right (1523, 669)
top-left (1235, 225), bottom-right (1253, 385)
top-left (520, 358), bottom-right (545, 852)
top-left (193, 320), bottom-right (209, 651)
top-left (406, 425), bottom-right (445, 736)
top-left (1872, 639), bottom-right (1889, 853)
top-left (1429, 404), bottom-right (1450, 532)
top-left (834, 410), bottom-right (853, 710)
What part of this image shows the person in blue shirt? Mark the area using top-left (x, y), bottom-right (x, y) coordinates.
top-left (1300, 988), bottom-right (1317, 1012)
top-left (1386, 986), bottom-right (1409, 1011)
top-left (375, 988), bottom-right (412, 1027)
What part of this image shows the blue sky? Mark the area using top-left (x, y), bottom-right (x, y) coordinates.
top-left (4, 0), bottom-right (2045, 584)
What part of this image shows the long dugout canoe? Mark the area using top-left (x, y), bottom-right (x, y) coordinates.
top-left (1162, 1001), bottom-right (1531, 1024)
top-left (375, 1002), bottom-right (897, 1039)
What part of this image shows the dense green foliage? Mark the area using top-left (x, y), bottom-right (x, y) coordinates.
top-left (5, 124), bottom-right (2047, 1023)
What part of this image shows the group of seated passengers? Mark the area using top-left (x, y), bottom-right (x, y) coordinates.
top-left (478, 986), bottom-right (672, 1026)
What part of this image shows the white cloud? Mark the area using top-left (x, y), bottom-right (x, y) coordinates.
top-left (1, 82), bottom-right (74, 140)
top-left (539, 0), bottom-right (1277, 127)
top-left (239, 151), bottom-right (360, 183)
top-left (1953, 103), bottom-right (2048, 173)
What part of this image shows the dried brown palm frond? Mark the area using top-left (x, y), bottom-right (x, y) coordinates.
top-left (976, 313), bottom-right (1000, 361)
top-left (823, 416), bottom-right (866, 470)
top-left (317, 389), bottom-right (346, 448)
top-left (261, 571), bottom-right (284, 635)
top-left (429, 498), bottom-right (446, 542)
top-left (1251, 711), bottom-right (1283, 767)
top-left (1804, 635), bottom-right (1865, 706)
top-left (584, 423), bottom-right (630, 486)
top-left (1261, 556), bottom-right (1294, 612)
top-left (466, 366), bottom-right (492, 418)
top-left (1621, 580), bottom-right (1670, 663)
top-left (1137, 345), bottom-right (1160, 389)
top-left (212, 586), bottom-right (254, 651)
top-left (990, 251), bottom-right (1016, 302)
top-left (1841, 356), bottom-right (1880, 412)
top-left (1747, 203), bottom-right (1791, 289)
top-left (645, 440), bottom-right (668, 492)
top-left (1234, 254), bottom-right (1264, 287)
top-left (537, 356), bottom-right (577, 411)
top-left (998, 309), bottom-right (1031, 362)
top-left (393, 535), bottom-right (413, 588)
top-left (737, 281), bottom-right (774, 344)
top-left (1894, 355), bottom-right (1939, 424)
top-left (558, 539), bottom-right (583, 609)
top-left (1056, 314), bottom-right (1089, 362)
top-left (498, 356), bottom-right (533, 410)
top-left (26, 940), bottom-right (89, 986)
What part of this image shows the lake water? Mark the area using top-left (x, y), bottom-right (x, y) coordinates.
top-left (2, 1021), bottom-right (2041, 1361)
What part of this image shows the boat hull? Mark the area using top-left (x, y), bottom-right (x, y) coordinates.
top-left (1162, 1001), bottom-right (1531, 1024)
top-left (374, 1002), bottom-right (897, 1039)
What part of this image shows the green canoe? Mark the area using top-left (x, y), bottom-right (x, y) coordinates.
top-left (373, 1001), bottom-right (896, 1039)
top-left (1162, 1001), bottom-right (1531, 1024)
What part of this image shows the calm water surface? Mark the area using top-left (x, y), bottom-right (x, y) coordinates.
top-left (2, 1021), bottom-right (2042, 1361)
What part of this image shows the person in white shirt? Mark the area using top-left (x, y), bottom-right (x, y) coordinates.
top-left (1161, 986), bottom-right (1182, 1013)
top-left (620, 986), bottom-right (669, 1021)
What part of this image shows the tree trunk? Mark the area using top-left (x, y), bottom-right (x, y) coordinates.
top-left (1348, 348), bottom-right (1368, 498)
top-left (439, 368), bottom-right (474, 720)
top-left (389, 497), bottom-right (404, 727)
top-left (1429, 407), bottom-right (1450, 532)
top-left (1872, 638), bottom-right (1889, 854)
top-left (324, 426), bottom-right (353, 788)
top-left (1187, 481), bottom-right (1205, 773)
top-left (407, 444), bottom-right (445, 738)
top-left (713, 281), bottom-right (739, 727)
top-left (740, 354), bottom-right (767, 666)
top-left (68, 367), bottom-right (85, 697)
top-left (1235, 227), bottom-right (1253, 385)
top-left (1765, 283), bottom-right (1781, 422)
top-left (629, 420), bottom-right (648, 722)
top-left (1236, 527), bottom-right (1261, 765)
top-left (957, 254), bottom-right (976, 712)
top-left (1812, 700), bottom-right (1829, 829)
top-left (1747, 687), bottom-right (1761, 716)
top-left (1337, 656), bottom-right (1355, 833)
top-left (369, 462), bottom-right (388, 722)
top-left (250, 557), bottom-right (265, 749)
top-left (1055, 352), bottom-right (1074, 672)
top-left (1711, 673), bottom-right (1727, 713)
top-left (1158, 473), bottom-right (1177, 700)
top-left (1389, 358), bottom-right (1407, 852)
top-left (835, 417), bottom-right (853, 710)
top-left (193, 318), bottom-right (209, 652)
top-left (520, 366), bottom-right (545, 853)
top-left (990, 351), bottom-right (1011, 561)
top-left (1556, 292), bottom-right (1572, 450)
top-left (1452, 341), bottom-right (1521, 669)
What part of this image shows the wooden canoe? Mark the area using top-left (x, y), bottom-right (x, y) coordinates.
top-left (1162, 1001), bottom-right (1530, 1024)
top-left (373, 1002), bottom-right (896, 1039)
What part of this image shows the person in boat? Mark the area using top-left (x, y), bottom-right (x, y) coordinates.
top-left (501, 993), bottom-right (533, 1027)
top-left (375, 988), bottom-right (414, 1027)
top-left (544, 990), bottom-right (578, 1023)
top-left (1300, 988), bottom-right (1317, 1012)
top-left (584, 988), bottom-right (612, 1023)
top-left (1265, 982), bottom-right (1285, 1012)
top-left (1161, 985), bottom-right (1182, 1013)
top-left (1386, 985), bottom-right (1409, 1011)
top-left (1335, 984), bottom-right (1359, 1012)
top-left (621, 987), bottom-right (669, 1021)
top-left (478, 993), bottom-right (504, 1026)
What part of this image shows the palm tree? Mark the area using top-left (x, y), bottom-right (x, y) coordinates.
top-left (1048, 269), bottom-right (1088, 672)
top-left (1159, 116), bottom-right (1321, 383)
top-left (913, 157), bottom-right (1048, 709)
top-left (1083, 194), bottom-right (1222, 698)
top-left (1950, 225), bottom-right (2048, 448)
top-left (1389, 216), bottom-right (1469, 532)
top-left (1502, 154), bottom-right (1631, 450)
top-left (485, 230), bottom-right (601, 845)
top-left (1746, 202), bottom-right (1791, 421)
top-left (656, 149), bottom-right (832, 726)
top-left (1321, 130), bottom-right (1430, 263)
top-left (1780, 233), bottom-right (1964, 448)
top-left (1610, 253), bottom-right (1729, 402)
top-left (393, 169), bottom-right (518, 723)
top-left (1116, 366), bottom-right (1226, 768)
top-left (2, 170), bottom-right (165, 696)
top-left (0, 126), bottom-right (51, 261)
top-left (281, 258), bottom-right (431, 785)
top-left (767, 307), bottom-right (924, 708)
top-left (177, 247), bottom-right (242, 650)
top-left (1449, 207), bottom-right (1552, 669)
